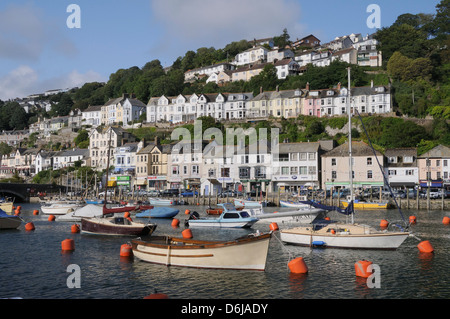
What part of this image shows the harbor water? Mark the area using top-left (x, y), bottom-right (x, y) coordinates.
top-left (0, 202), bottom-right (449, 300)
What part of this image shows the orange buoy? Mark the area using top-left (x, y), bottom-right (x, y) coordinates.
top-left (124, 211), bottom-right (130, 218)
top-left (355, 260), bottom-right (373, 278)
top-left (288, 257), bottom-right (308, 274)
top-left (16, 206), bottom-right (21, 211)
top-left (171, 218), bottom-right (180, 227)
top-left (269, 222), bottom-right (279, 231)
top-left (25, 222), bottom-right (35, 231)
top-left (324, 217), bottom-right (330, 221)
top-left (14, 209), bottom-right (20, 216)
top-left (273, 211), bottom-right (278, 213)
top-left (417, 240), bottom-right (434, 253)
top-left (48, 214), bottom-right (55, 221)
top-left (33, 209), bottom-right (39, 215)
top-left (120, 243), bottom-right (133, 257)
top-left (409, 216), bottom-right (417, 224)
top-left (184, 209), bottom-right (190, 215)
top-left (380, 219), bottom-right (389, 228)
top-left (61, 239), bottom-right (75, 251)
top-left (331, 229), bottom-right (336, 234)
top-left (442, 216), bottom-right (450, 225)
top-left (182, 229), bottom-right (193, 239)
top-left (71, 224), bottom-right (80, 233)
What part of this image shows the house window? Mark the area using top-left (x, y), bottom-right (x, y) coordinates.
top-left (299, 166), bottom-right (307, 175)
top-left (367, 170), bottom-right (373, 179)
top-left (281, 167), bottom-right (289, 175)
top-left (332, 171), bottom-right (337, 179)
top-left (367, 157), bottom-right (372, 165)
top-left (331, 158), bottom-right (336, 166)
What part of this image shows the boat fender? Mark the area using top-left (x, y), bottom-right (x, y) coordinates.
top-left (189, 211), bottom-right (199, 220)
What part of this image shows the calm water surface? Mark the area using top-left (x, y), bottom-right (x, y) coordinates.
top-left (0, 203), bottom-right (449, 300)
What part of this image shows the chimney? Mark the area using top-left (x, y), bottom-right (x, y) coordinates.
top-left (306, 82), bottom-right (310, 91)
top-left (371, 80), bottom-right (374, 88)
top-left (260, 86), bottom-right (263, 94)
top-left (337, 82), bottom-right (341, 90)
top-left (123, 93), bottom-right (129, 99)
top-left (276, 85), bottom-right (279, 92)
top-left (155, 136), bottom-right (160, 145)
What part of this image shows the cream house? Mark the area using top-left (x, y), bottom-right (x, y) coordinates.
top-left (321, 141), bottom-right (385, 191)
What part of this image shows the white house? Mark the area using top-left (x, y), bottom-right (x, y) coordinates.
top-left (267, 48), bottom-right (294, 63)
top-left (234, 46), bottom-right (268, 66)
top-left (34, 150), bottom-right (57, 174)
top-left (53, 148), bottom-right (88, 170)
top-left (384, 148), bottom-right (419, 189)
top-left (82, 105), bottom-right (102, 127)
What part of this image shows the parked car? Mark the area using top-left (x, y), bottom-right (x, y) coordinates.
top-left (180, 189), bottom-right (199, 197)
top-left (218, 190), bottom-right (237, 197)
top-left (160, 189), bottom-right (179, 197)
top-left (98, 190), bottom-right (115, 197)
top-left (147, 190), bottom-right (161, 197)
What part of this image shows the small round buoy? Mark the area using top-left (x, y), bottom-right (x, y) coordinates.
top-left (124, 211), bottom-right (130, 218)
top-left (71, 224), bottom-right (80, 233)
top-left (48, 215), bottom-right (55, 221)
top-left (355, 260), bottom-right (373, 278)
top-left (273, 211), bottom-right (278, 213)
top-left (171, 218), bottom-right (180, 227)
top-left (380, 219), bottom-right (389, 228)
top-left (184, 209), bottom-right (190, 215)
top-left (331, 229), bottom-right (336, 234)
top-left (324, 217), bottom-right (330, 221)
top-left (61, 239), bottom-right (75, 251)
top-left (409, 216), bottom-right (416, 224)
top-left (33, 209), bottom-right (39, 215)
top-left (25, 222), bottom-right (35, 231)
top-left (182, 229), bottom-right (193, 239)
top-left (120, 243), bottom-right (133, 257)
top-left (288, 257), bottom-right (308, 274)
top-left (269, 222), bottom-right (279, 231)
top-left (417, 240), bottom-right (434, 253)
top-left (14, 210), bottom-right (20, 216)
top-left (442, 216), bottom-right (450, 225)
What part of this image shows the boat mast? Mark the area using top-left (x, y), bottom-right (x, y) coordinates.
top-left (347, 67), bottom-right (354, 224)
top-left (104, 127), bottom-right (112, 205)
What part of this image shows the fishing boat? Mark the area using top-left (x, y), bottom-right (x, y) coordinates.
top-left (80, 127), bottom-right (156, 237)
top-left (135, 207), bottom-right (179, 218)
top-left (149, 198), bottom-right (174, 206)
top-left (56, 204), bottom-right (104, 222)
top-left (186, 203), bottom-right (258, 228)
top-left (206, 207), bottom-right (224, 215)
top-left (81, 216), bottom-right (157, 236)
top-left (41, 202), bottom-right (83, 215)
top-left (234, 198), bottom-right (266, 208)
top-left (131, 231), bottom-right (272, 270)
top-left (280, 68), bottom-right (410, 250)
top-left (0, 209), bottom-right (22, 229)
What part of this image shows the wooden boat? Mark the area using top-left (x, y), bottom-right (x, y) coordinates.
top-left (186, 203), bottom-right (258, 228)
top-left (135, 207), bottom-right (179, 218)
top-left (81, 216), bottom-right (157, 236)
top-left (149, 198), bottom-right (174, 206)
top-left (103, 204), bottom-right (137, 215)
top-left (0, 209), bottom-right (22, 229)
top-left (131, 231), bottom-right (272, 270)
top-left (280, 220), bottom-right (409, 250)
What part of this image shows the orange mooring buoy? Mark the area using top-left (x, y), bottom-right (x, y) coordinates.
top-left (380, 219), bottom-right (389, 228)
top-left (124, 212), bottom-right (130, 218)
top-left (25, 222), bottom-right (35, 231)
top-left (417, 240), bottom-right (434, 253)
top-left (48, 215), bottom-right (55, 221)
top-left (442, 216), bottom-right (450, 225)
top-left (71, 224), bottom-right (80, 233)
top-left (143, 291), bottom-right (169, 299)
top-left (409, 216), bottom-right (417, 224)
top-left (269, 222), bottom-right (279, 231)
top-left (33, 210), bottom-right (39, 215)
top-left (355, 260), bottom-right (373, 278)
top-left (14, 209), bottom-right (21, 216)
top-left (120, 243), bottom-right (133, 257)
top-left (182, 229), bottom-right (193, 239)
top-left (288, 257), bottom-right (308, 274)
top-left (61, 239), bottom-right (75, 251)
top-left (185, 209), bottom-right (190, 215)
top-left (171, 218), bottom-right (180, 227)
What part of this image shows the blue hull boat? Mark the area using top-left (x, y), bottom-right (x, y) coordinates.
top-left (136, 207), bottom-right (179, 218)
top-left (85, 199), bottom-right (104, 205)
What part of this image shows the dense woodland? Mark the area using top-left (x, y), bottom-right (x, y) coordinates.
top-left (0, 1), bottom-right (448, 155)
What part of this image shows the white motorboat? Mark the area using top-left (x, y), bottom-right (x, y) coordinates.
top-left (56, 204), bottom-right (104, 222)
top-left (41, 203), bottom-right (83, 215)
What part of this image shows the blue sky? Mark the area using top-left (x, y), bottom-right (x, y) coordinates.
top-left (0, 0), bottom-right (441, 100)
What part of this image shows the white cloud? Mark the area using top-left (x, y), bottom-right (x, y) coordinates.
top-left (0, 66), bottom-right (104, 100)
top-left (150, 0), bottom-right (305, 51)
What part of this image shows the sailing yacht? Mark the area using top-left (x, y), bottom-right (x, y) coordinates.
top-left (280, 68), bottom-right (410, 250)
